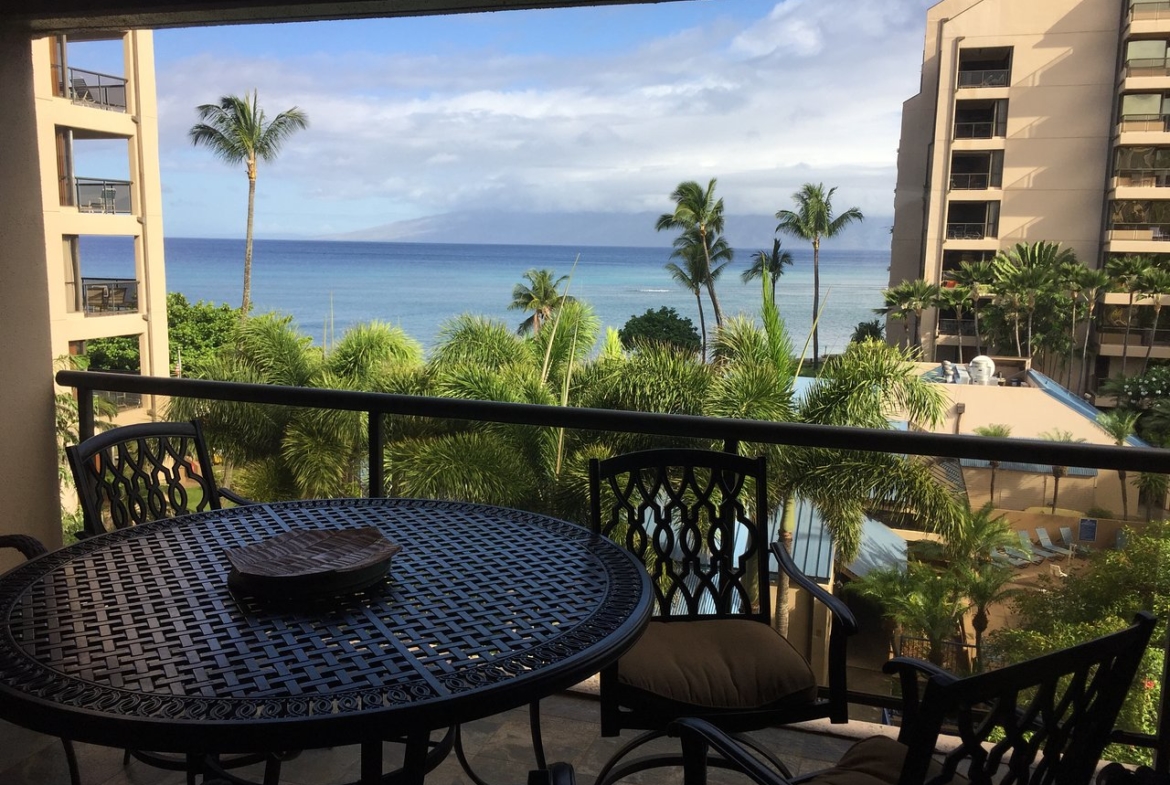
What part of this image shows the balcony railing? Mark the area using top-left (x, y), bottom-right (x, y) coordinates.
top-left (81, 277), bottom-right (137, 314)
top-left (1115, 169), bottom-right (1170, 187)
top-left (51, 65), bottom-right (127, 112)
top-left (1107, 223), bottom-right (1170, 241)
top-left (957, 69), bottom-right (1009, 88)
top-left (950, 173), bottom-right (992, 190)
top-left (1132, 1), bottom-right (1170, 21)
top-left (1120, 113), bottom-right (1170, 133)
top-left (938, 318), bottom-right (978, 336)
top-left (946, 222), bottom-right (993, 240)
top-left (53, 369), bottom-right (1170, 760)
top-left (1126, 57), bottom-right (1170, 77)
top-left (953, 121), bottom-right (995, 139)
top-left (75, 178), bottom-right (131, 214)
top-left (1098, 325), bottom-right (1170, 346)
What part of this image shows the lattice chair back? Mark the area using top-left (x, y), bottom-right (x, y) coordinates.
top-left (589, 448), bottom-right (770, 624)
top-left (67, 420), bottom-right (224, 537)
top-left (891, 610), bottom-right (1157, 785)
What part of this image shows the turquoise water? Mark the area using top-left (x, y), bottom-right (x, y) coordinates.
top-left (80, 237), bottom-right (891, 354)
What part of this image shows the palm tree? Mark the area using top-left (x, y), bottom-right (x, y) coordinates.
top-left (741, 238), bottom-right (793, 306)
top-left (949, 260), bottom-right (996, 356)
top-left (1106, 256), bottom-right (1152, 375)
top-left (656, 179), bottom-right (728, 328)
top-left (776, 183), bottom-right (864, 366)
top-left (1039, 428), bottom-right (1087, 515)
top-left (973, 424), bottom-right (1012, 506)
top-left (851, 320), bottom-right (884, 343)
top-left (666, 229), bottom-right (733, 359)
top-left (992, 242), bottom-right (1074, 358)
top-left (935, 284), bottom-right (972, 361)
top-left (1097, 410), bottom-right (1139, 520)
top-left (508, 269), bottom-right (573, 334)
top-left (1137, 267), bottom-right (1170, 373)
top-left (877, 279), bottom-right (938, 352)
top-left (958, 562), bottom-right (1016, 672)
top-left (1074, 267), bottom-right (1111, 393)
top-left (189, 91), bottom-right (309, 315)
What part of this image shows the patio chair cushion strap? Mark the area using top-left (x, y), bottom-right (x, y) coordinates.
top-left (805, 736), bottom-right (967, 785)
top-left (617, 619), bottom-right (817, 710)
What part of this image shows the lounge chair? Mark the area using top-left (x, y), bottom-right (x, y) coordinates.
top-left (1004, 544), bottom-right (1043, 565)
top-left (71, 76), bottom-right (94, 102)
top-left (990, 547), bottom-right (1028, 568)
top-left (1018, 530), bottom-right (1059, 560)
top-left (1060, 525), bottom-right (1091, 556)
top-left (1036, 526), bottom-right (1074, 557)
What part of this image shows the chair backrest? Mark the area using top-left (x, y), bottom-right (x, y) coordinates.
top-left (67, 420), bottom-right (223, 537)
top-left (1059, 526), bottom-right (1076, 547)
top-left (1036, 527), bottom-right (1054, 546)
top-left (890, 611), bottom-right (1157, 785)
top-left (589, 448), bottom-right (770, 623)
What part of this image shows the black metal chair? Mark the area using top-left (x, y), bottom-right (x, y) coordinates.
top-left (67, 419), bottom-right (249, 537)
top-left (66, 420), bottom-right (272, 784)
top-left (0, 534), bottom-right (81, 785)
top-left (589, 448), bottom-right (858, 784)
top-left (675, 611), bottom-right (1157, 785)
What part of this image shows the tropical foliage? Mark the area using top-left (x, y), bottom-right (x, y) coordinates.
top-left (656, 179), bottom-right (730, 333)
top-left (618, 307), bottom-right (700, 352)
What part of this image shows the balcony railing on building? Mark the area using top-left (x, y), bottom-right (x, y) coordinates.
top-left (51, 65), bottom-right (127, 112)
top-left (1098, 325), bottom-right (1170, 347)
top-left (938, 318), bottom-right (978, 337)
top-left (950, 173), bottom-right (991, 190)
top-left (81, 278), bottom-right (137, 314)
top-left (1127, 57), bottom-right (1170, 78)
top-left (1115, 168), bottom-right (1170, 188)
top-left (1120, 113), bottom-right (1170, 133)
top-left (953, 121), bottom-right (995, 139)
top-left (957, 69), bottom-right (1009, 88)
top-left (1107, 222), bottom-right (1170, 241)
top-left (1131, 1), bottom-right (1170, 22)
top-left (74, 178), bottom-right (131, 214)
top-left (946, 222), bottom-right (994, 240)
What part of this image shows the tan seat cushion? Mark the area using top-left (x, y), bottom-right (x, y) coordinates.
top-left (617, 619), bottom-right (817, 710)
top-left (808, 736), bottom-right (966, 785)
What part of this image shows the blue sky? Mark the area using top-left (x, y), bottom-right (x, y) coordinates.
top-left (73, 0), bottom-right (936, 242)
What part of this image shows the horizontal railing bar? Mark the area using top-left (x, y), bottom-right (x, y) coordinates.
top-left (56, 370), bottom-right (1170, 474)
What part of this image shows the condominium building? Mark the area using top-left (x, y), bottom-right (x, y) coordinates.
top-left (35, 30), bottom-right (170, 391)
top-left (890, 0), bottom-right (1170, 391)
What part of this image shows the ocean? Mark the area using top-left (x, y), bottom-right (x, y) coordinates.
top-left (80, 236), bottom-right (891, 355)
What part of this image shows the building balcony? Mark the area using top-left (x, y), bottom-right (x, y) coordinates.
top-left (72, 178), bottom-right (131, 214)
top-left (945, 222), bottom-right (996, 240)
top-left (938, 318), bottom-right (977, 337)
top-left (1107, 223), bottom-right (1170, 241)
top-left (1130, 0), bottom-right (1170, 23)
top-left (1119, 113), bottom-right (1170, 134)
top-left (81, 277), bottom-right (138, 315)
top-left (1126, 57), bottom-right (1170, 78)
top-left (956, 69), bottom-right (1009, 88)
top-left (1114, 168), bottom-right (1170, 188)
top-left (51, 65), bottom-right (127, 112)
top-left (949, 173), bottom-right (992, 190)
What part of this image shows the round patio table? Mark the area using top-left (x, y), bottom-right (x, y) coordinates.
top-left (0, 498), bottom-right (652, 784)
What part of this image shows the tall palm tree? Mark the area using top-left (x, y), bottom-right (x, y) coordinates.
top-left (1039, 428), bottom-right (1086, 515)
top-left (935, 284), bottom-right (972, 361)
top-left (1106, 255), bottom-right (1152, 375)
top-left (949, 260), bottom-right (996, 355)
top-left (1097, 410), bottom-right (1140, 521)
top-left (991, 241), bottom-right (1074, 358)
top-left (959, 562), bottom-right (1016, 672)
top-left (1074, 267), bottom-right (1111, 393)
top-left (741, 238), bottom-right (793, 306)
top-left (189, 91), bottom-right (309, 315)
top-left (973, 423), bottom-right (1012, 506)
top-left (508, 269), bottom-right (573, 334)
top-left (776, 183), bottom-right (864, 366)
top-left (665, 231), bottom-right (732, 359)
top-left (1137, 267), bottom-right (1170, 373)
top-left (877, 279), bottom-right (938, 352)
top-left (656, 179), bottom-right (728, 328)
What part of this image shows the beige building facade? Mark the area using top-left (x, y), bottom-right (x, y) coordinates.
top-left (891, 0), bottom-right (1170, 389)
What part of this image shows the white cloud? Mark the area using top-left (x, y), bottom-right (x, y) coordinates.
top-left (156, 0), bottom-right (935, 237)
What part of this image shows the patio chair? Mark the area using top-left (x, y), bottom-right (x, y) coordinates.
top-left (588, 448), bottom-right (858, 785)
top-left (70, 76), bottom-right (94, 102)
top-left (1060, 526), bottom-right (1091, 556)
top-left (67, 419), bottom-right (249, 537)
top-left (674, 610), bottom-right (1157, 785)
top-left (1003, 544), bottom-right (1043, 565)
top-left (989, 546), bottom-right (1028, 568)
top-left (1037, 527), bottom-right (1074, 558)
top-left (1017, 530), bottom-right (1059, 561)
top-left (0, 535), bottom-right (81, 785)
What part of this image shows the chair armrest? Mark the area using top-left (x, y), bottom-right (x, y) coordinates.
top-left (670, 718), bottom-right (796, 785)
top-left (218, 488), bottom-right (254, 507)
top-left (882, 657), bottom-right (960, 732)
top-left (771, 541), bottom-right (859, 635)
top-left (0, 534), bottom-right (49, 560)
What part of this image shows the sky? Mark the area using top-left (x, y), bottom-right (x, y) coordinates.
top-left (72, 0), bottom-right (937, 244)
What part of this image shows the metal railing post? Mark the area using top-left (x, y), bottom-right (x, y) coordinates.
top-left (368, 411), bottom-right (385, 498)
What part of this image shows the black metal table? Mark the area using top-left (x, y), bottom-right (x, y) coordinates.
top-left (0, 498), bottom-right (652, 783)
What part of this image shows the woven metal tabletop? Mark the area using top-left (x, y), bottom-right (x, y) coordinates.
top-left (0, 498), bottom-right (650, 753)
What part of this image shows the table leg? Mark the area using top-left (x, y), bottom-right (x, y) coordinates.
top-left (400, 730), bottom-right (429, 785)
top-left (361, 740), bottom-right (383, 785)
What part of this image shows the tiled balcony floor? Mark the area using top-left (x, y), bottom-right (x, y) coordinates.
top-left (1, 691), bottom-right (860, 785)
